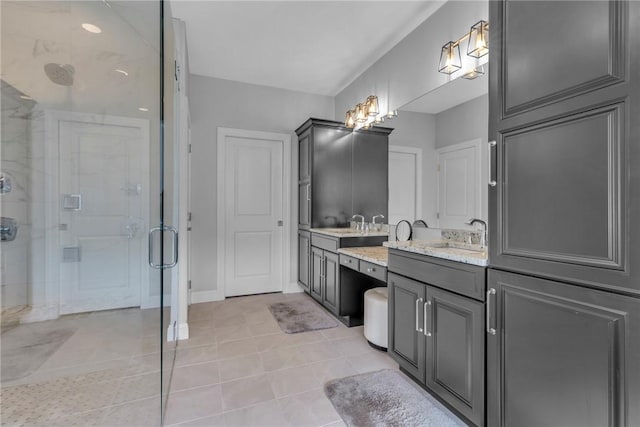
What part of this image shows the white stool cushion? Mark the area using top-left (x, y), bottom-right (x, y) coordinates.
top-left (364, 287), bottom-right (388, 348)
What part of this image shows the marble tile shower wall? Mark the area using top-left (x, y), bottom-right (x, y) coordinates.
top-left (1, 89), bottom-right (33, 310)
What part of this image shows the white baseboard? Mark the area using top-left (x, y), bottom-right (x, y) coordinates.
top-left (20, 305), bottom-right (59, 323)
top-left (284, 282), bottom-right (304, 294)
top-left (167, 321), bottom-right (190, 341)
top-left (190, 289), bottom-right (225, 304)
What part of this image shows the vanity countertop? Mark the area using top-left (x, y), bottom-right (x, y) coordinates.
top-left (310, 227), bottom-right (389, 238)
top-left (384, 240), bottom-right (488, 267)
top-left (338, 246), bottom-right (389, 267)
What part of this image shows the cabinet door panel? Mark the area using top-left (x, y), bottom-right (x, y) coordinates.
top-left (322, 252), bottom-right (339, 315)
top-left (489, 0), bottom-right (640, 295)
top-left (310, 247), bottom-right (323, 302)
top-left (352, 131), bottom-right (388, 218)
top-left (487, 269), bottom-right (640, 427)
top-left (388, 273), bottom-right (425, 382)
top-left (502, 1), bottom-right (623, 116)
top-left (299, 133), bottom-right (310, 181)
top-left (426, 286), bottom-right (484, 426)
top-left (312, 127), bottom-right (352, 227)
top-left (297, 231), bottom-right (310, 292)
top-left (298, 183), bottom-right (310, 228)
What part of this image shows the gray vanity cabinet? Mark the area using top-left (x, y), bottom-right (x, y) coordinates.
top-left (487, 269), bottom-right (640, 427)
top-left (309, 246), bottom-right (340, 315)
top-left (297, 230), bottom-right (310, 292)
top-left (488, 0), bottom-right (640, 295)
top-left (310, 246), bottom-right (323, 302)
top-left (426, 286), bottom-right (484, 427)
top-left (322, 252), bottom-right (340, 315)
top-left (388, 272), bottom-right (426, 381)
top-left (488, 2), bottom-right (640, 425)
top-left (296, 118), bottom-right (392, 292)
top-left (388, 250), bottom-right (486, 426)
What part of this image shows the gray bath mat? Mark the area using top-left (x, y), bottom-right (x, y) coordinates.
top-left (268, 298), bottom-right (338, 334)
top-left (324, 369), bottom-right (464, 427)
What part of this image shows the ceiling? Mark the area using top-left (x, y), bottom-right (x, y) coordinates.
top-left (170, 1), bottom-right (444, 96)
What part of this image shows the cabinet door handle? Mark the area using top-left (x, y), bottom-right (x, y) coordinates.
top-left (306, 183), bottom-right (311, 201)
top-left (488, 140), bottom-right (497, 188)
top-left (486, 288), bottom-right (497, 335)
top-left (415, 298), bottom-right (424, 333)
top-left (423, 300), bottom-right (431, 337)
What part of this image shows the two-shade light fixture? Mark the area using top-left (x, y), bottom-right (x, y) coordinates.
top-left (438, 20), bottom-right (489, 79)
top-left (344, 95), bottom-right (397, 129)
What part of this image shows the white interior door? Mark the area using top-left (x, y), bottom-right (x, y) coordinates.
top-left (58, 120), bottom-right (146, 314)
top-left (221, 130), bottom-right (286, 297)
top-left (389, 146), bottom-right (422, 225)
top-left (437, 140), bottom-right (480, 229)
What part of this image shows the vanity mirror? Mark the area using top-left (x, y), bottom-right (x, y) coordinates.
top-left (387, 70), bottom-right (489, 232)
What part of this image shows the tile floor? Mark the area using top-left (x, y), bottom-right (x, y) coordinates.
top-left (1, 307), bottom-right (170, 427)
top-left (164, 292), bottom-right (463, 427)
top-left (1, 292), bottom-right (464, 426)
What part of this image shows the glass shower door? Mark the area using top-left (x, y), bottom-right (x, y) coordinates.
top-left (0, 1), bottom-right (173, 425)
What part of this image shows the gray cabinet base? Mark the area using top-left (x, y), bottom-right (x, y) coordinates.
top-left (399, 367), bottom-right (476, 427)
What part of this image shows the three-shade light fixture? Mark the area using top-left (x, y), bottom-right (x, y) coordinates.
top-left (344, 95), bottom-right (397, 129)
top-left (438, 20), bottom-right (489, 80)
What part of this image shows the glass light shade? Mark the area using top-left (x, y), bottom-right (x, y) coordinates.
top-left (374, 115), bottom-right (384, 124)
top-left (467, 20), bottom-right (489, 58)
top-left (345, 109), bottom-right (356, 128)
top-left (366, 95), bottom-right (379, 116)
top-left (461, 65), bottom-right (485, 80)
top-left (355, 103), bottom-right (367, 123)
top-left (438, 42), bottom-right (462, 74)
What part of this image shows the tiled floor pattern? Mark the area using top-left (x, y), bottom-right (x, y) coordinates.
top-left (164, 292), bottom-right (463, 427)
top-left (1, 292), bottom-right (464, 426)
top-left (1, 307), bottom-right (170, 426)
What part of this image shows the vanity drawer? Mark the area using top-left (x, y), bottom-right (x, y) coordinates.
top-left (311, 234), bottom-right (338, 252)
top-left (359, 260), bottom-right (387, 282)
top-left (340, 254), bottom-right (359, 270)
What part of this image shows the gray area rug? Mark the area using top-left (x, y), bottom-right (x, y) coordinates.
top-left (1, 327), bottom-right (76, 381)
top-left (324, 369), bottom-right (464, 427)
top-left (268, 298), bottom-right (338, 334)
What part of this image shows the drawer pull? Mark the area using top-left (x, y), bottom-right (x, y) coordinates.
top-left (367, 267), bottom-right (374, 273)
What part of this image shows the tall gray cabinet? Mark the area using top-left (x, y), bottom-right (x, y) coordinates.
top-left (296, 118), bottom-right (392, 291)
top-left (488, 1), bottom-right (640, 425)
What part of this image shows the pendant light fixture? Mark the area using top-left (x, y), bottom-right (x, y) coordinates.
top-left (344, 95), bottom-right (395, 130)
top-left (438, 41), bottom-right (462, 74)
top-left (345, 109), bottom-right (356, 128)
top-left (437, 20), bottom-right (489, 76)
top-left (355, 103), bottom-right (367, 123)
top-left (366, 95), bottom-right (379, 117)
top-left (467, 20), bottom-right (489, 58)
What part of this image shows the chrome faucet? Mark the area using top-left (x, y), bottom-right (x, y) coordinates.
top-left (352, 214), bottom-right (365, 231)
top-left (372, 214), bottom-right (385, 231)
top-left (466, 218), bottom-right (487, 248)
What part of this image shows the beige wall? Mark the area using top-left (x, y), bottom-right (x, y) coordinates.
top-left (334, 1), bottom-right (488, 119)
top-left (188, 75), bottom-right (335, 299)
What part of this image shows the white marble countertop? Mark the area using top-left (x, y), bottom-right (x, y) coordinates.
top-left (310, 227), bottom-right (389, 238)
top-left (338, 246), bottom-right (389, 267)
top-left (384, 240), bottom-right (488, 267)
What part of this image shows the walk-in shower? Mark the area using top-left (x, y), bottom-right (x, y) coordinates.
top-left (1, 1), bottom-right (176, 425)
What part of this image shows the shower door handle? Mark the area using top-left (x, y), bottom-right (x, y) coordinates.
top-left (148, 226), bottom-right (179, 269)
